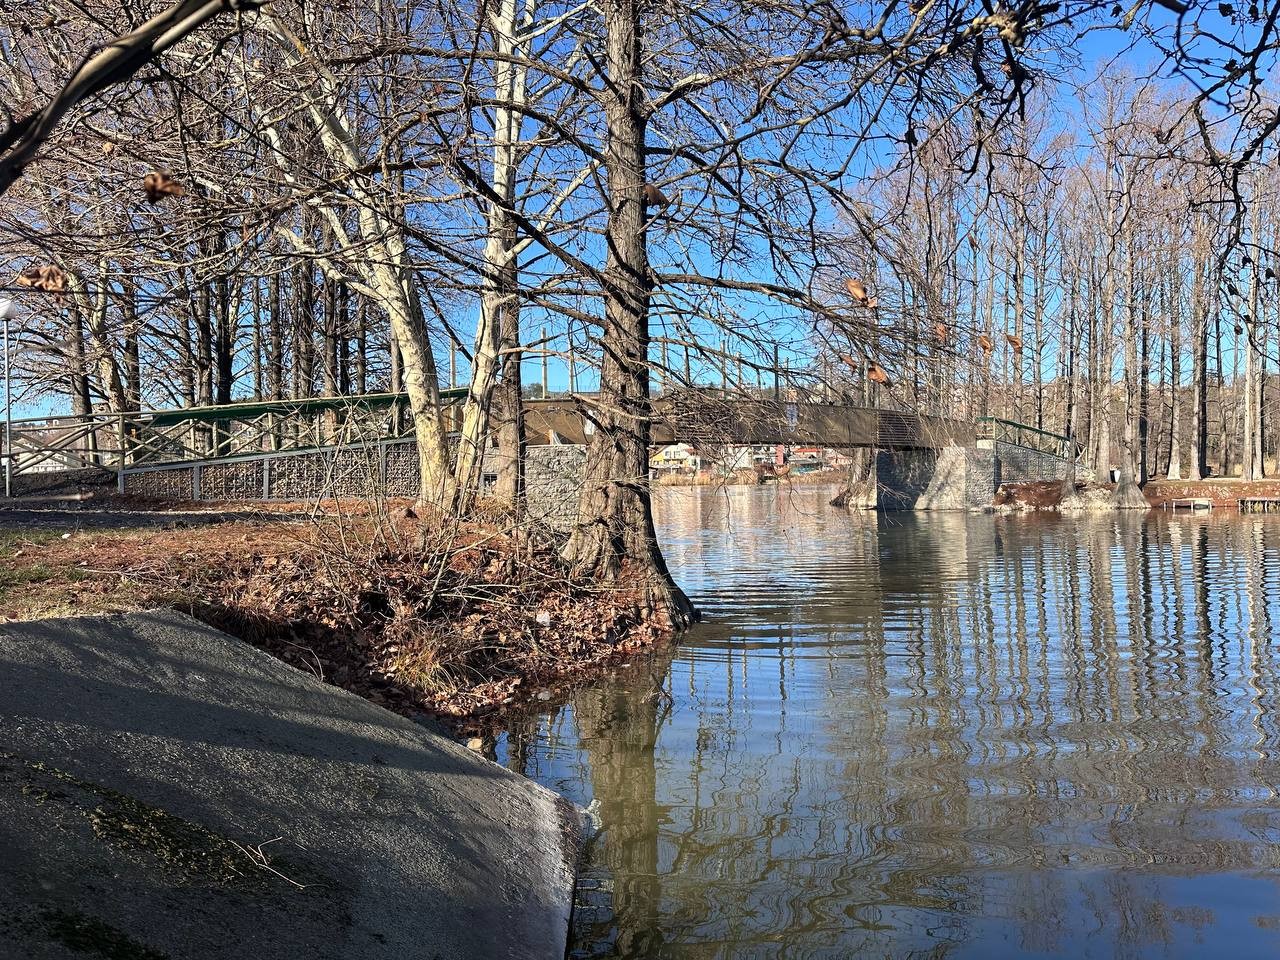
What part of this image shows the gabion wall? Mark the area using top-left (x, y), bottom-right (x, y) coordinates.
top-left (323, 445), bottom-right (384, 500)
top-left (994, 441), bottom-right (1075, 483)
top-left (262, 454), bottom-right (328, 501)
top-left (125, 467), bottom-right (195, 500)
top-left (383, 442), bottom-right (421, 498)
top-left (200, 460), bottom-right (263, 501)
top-left (120, 440), bottom-right (587, 519)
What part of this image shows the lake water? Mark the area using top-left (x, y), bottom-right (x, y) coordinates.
top-left (496, 486), bottom-right (1280, 959)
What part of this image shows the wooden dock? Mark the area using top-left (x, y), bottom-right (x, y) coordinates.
top-left (1166, 497), bottom-right (1213, 511)
top-left (1238, 497), bottom-right (1280, 513)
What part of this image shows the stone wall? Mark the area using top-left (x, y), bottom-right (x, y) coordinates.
top-left (914, 445), bottom-right (997, 511)
top-left (521, 445), bottom-right (586, 532)
top-left (873, 449), bottom-right (939, 510)
top-left (479, 444), bottom-right (586, 532)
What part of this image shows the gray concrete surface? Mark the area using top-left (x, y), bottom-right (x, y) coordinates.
top-left (0, 611), bottom-right (578, 959)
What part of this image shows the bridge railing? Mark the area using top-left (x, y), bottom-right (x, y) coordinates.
top-left (976, 416), bottom-right (1079, 460)
top-left (7, 386), bottom-right (983, 491)
top-left (3, 389), bottom-right (471, 482)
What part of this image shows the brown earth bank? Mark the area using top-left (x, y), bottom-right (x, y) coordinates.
top-left (993, 480), bottom-right (1070, 509)
top-left (994, 477), bottom-right (1280, 511)
top-left (1142, 477), bottom-right (1280, 507)
top-left (0, 498), bottom-right (674, 733)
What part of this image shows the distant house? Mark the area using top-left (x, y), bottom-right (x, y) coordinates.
top-left (651, 442), bottom-right (701, 474)
top-left (824, 449), bottom-right (853, 469)
top-left (788, 446), bottom-right (825, 473)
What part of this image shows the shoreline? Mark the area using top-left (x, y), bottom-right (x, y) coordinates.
top-left (0, 500), bottom-right (678, 732)
top-left (4, 481), bottom-right (1278, 731)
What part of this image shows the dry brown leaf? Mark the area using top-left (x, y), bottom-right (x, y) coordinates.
top-left (836, 352), bottom-right (860, 370)
top-left (14, 264), bottom-right (67, 293)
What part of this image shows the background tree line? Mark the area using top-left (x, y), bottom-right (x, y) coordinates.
top-left (1, 0), bottom-right (1276, 613)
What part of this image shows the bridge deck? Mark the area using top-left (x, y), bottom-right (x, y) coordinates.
top-left (3, 389), bottom-right (1020, 487)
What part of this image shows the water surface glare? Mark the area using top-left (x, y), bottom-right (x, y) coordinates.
top-left (496, 486), bottom-right (1280, 958)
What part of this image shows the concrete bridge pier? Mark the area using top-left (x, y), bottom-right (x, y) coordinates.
top-left (868, 441), bottom-right (1074, 512)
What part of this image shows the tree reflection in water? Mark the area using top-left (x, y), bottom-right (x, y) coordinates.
top-left (498, 488), bottom-right (1280, 959)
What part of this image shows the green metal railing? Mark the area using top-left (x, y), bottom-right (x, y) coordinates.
top-left (976, 416), bottom-right (1079, 460)
top-left (3, 387), bottom-right (471, 480)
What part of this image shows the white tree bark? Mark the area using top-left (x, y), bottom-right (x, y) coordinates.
top-left (255, 15), bottom-right (454, 506)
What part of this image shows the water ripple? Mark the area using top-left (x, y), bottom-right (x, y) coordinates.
top-left (499, 488), bottom-right (1280, 959)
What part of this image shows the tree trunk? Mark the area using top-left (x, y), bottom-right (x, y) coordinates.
top-left (294, 263), bottom-right (314, 399)
top-left (494, 291), bottom-right (526, 506)
top-left (453, 0), bottom-right (526, 513)
top-left (1215, 311), bottom-right (1229, 477)
top-left (215, 269), bottom-right (233, 405)
top-left (1242, 188), bottom-right (1264, 480)
top-left (79, 265), bottom-right (128, 414)
top-left (1165, 242), bottom-right (1182, 479)
top-left (268, 272), bottom-right (284, 401)
top-left (122, 281), bottom-right (140, 409)
top-left (1116, 228), bottom-right (1143, 502)
top-left (355, 299), bottom-right (368, 395)
top-left (562, 0), bottom-right (693, 628)
top-left (1187, 221), bottom-right (1210, 481)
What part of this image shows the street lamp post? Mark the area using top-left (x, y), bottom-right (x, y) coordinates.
top-left (0, 297), bottom-right (13, 498)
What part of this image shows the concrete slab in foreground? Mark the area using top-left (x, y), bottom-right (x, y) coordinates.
top-left (0, 611), bottom-right (578, 960)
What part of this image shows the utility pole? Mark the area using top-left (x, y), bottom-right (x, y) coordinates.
top-left (541, 325), bottom-right (549, 397)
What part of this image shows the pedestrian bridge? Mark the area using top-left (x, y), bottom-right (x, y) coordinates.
top-left (1, 387), bottom-right (1076, 499)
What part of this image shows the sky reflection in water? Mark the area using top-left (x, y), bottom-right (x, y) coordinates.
top-left (497, 487), bottom-right (1280, 959)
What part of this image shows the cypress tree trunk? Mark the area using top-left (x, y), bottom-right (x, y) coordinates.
top-left (1114, 232), bottom-right (1146, 509)
top-left (1215, 312), bottom-right (1229, 476)
top-left (494, 287), bottom-right (526, 506)
top-left (1165, 243), bottom-right (1182, 479)
top-left (122, 281), bottom-right (140, 409)
top-left (268, 272), bottom-right (284, 401)
top-left (355, 299), bottom-right (368, 395)
top-left (215, 272), bottom-right (233, 406)
top-left (454, 0), bottom-right (526, 512)
top-left (562, 0), bottom-right (693, 629)
top-left (1187, 221), bottom-right (1209, 481)
top-left (1242, 187), bottom-right (1264, 480)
